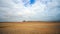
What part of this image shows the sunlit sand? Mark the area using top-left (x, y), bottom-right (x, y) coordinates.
top-left (0, 21), bottom-right (60, 34)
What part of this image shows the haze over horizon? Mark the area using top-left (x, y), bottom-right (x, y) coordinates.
top-left (0, 0), bottom-right (60, 22)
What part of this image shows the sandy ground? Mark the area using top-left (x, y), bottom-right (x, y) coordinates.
top-left (0, 22), bottom-right (60, 34)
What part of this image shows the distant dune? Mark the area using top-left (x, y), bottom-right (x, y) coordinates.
top-left (0, 21), bottom-right (60, 34)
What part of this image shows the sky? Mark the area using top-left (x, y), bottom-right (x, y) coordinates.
top-left (0, 0), bottom-right (60, 22)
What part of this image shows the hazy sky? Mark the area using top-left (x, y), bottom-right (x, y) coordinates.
top-left (0, 0), bottom-right (60, 22)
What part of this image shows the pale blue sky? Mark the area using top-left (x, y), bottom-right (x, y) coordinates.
top-left (0, 0), bottom-right (60, 22)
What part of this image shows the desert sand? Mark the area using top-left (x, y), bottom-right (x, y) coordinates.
top-left (0, 21), bottom-right (60, 34)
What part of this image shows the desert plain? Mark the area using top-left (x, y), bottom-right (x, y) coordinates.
top-left (0, 21), bottom-right (60, 34)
